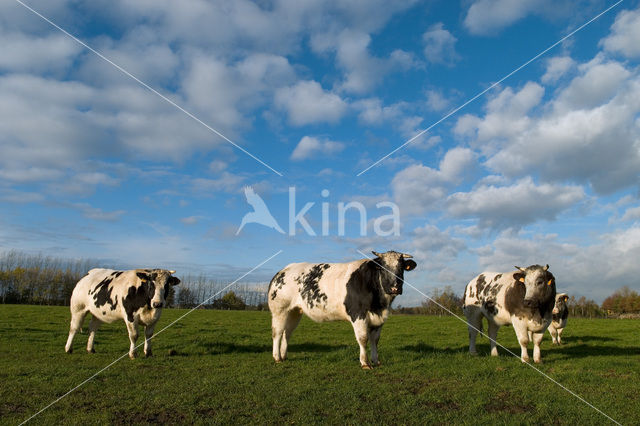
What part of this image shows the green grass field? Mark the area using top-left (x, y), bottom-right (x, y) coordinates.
top-left (0, 305), bottom-right (638, 425)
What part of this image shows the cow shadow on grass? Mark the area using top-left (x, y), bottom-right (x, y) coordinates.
top-left (548, 343), bottom-right (640, 359)
top-left (198, 341), bottom-right (342, 355)
top-left (400, 342), bottom-right (468, 356)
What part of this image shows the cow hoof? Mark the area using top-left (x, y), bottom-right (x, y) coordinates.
top-left (534, 359), bottom-right (542, 364)
top-left (361, 364), bottom-right (373, 370)
top-left (145, 351), bottom-right (152, 358)
top-left (373, 361), bottom-right (381, 367)
top-left (469, 351), bottom-right (478, 357)
top-left (65, 348), bottom-right (72, 354)
top-left (88, 348), bottom-right (95, 354)
top-left (274, 359), bottom-right (283, 364)
top-left (129, 352), bottom-right (137, 359)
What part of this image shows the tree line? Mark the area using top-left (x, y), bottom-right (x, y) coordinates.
top-left (1, 251), bottom-right (639, 317)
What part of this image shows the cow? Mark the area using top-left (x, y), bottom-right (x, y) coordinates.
top-left (548, 293), bottom-right (569, 344)
top-left (64, 268), bottom-right (180, 358)
top-left (268, 250), bottom-right (417, 369)
top-left (463, 264), bottom-right (556, 363)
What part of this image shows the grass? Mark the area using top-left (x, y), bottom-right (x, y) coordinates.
top-left (0, 305), bottom-right (638, 425)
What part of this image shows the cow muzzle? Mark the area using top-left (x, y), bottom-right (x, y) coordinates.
top-left (389, 286), bottom-right (402, 295)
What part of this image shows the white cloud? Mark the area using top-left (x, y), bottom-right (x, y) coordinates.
top-left (463, 0), bottom-right (542, 35)
top-left (447, 177), bottom-right (585, 229)
top-left (191, 172), bottom-right (245, 194)
top-left (312, 29), bottom-right (418, 94)
top-left (0, 31), bottom-right (81, 74)
top-left (392, 147), bottom-right (476, 215)
top-left (621, 205), bottom-right (640, 222)
top-left (290, 136), bottom-right (345, 161)
top-left (541, 56), bottom-right (575, 84)
top-left (411, 224), bottom-right (466, 269)
top-left (71, 203), bottom-right (126, 222)
top-left (422, 23), bottom-right (459, 66)
top-left (425, 90), bottom-right (450, 112)
top-left (600, 8), bottom-right (640, 58)
top-left (180, 216), bottom-right (201, 225)
top-left (275, 80), bottom-right (348, 126)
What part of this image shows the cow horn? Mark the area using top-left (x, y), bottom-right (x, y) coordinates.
top-left (543, 264), bottom-right (549, 271)
top-left (515, 266), bottom-right (525, 272)
top-left (371, 251), bottom-right (382, 257)
top-left (401, 253), bottom-right (413, 259)
top-left (169, 270), bottom-right (176, 274)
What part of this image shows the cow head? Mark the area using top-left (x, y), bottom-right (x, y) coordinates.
top-left (371, 250), bottom-right (417, 295)
top-left (514, 264), bottom-right (555, 308)
top-left (138, 269), bottom-right (181, 309)
top-left (553, 293), bottom-right (569, 314)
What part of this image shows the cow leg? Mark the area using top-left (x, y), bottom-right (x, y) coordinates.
top-left (271, 311), bottom-right (287, 363)
top-left (86, 316), bottom-right (101, 353)
top-left (549, 326), bottom-right (558, 344)
top-left (351, 320), bottom-right (371, 369)
top-left (280, 308), bottom-right (302, 361)
top-left (65, 309), bottom-right (87, 354)
top-left (368, 325), bottom-right (382, 366)
top-left (488, 320), bottom-right (499, 357)
top-left (464, 307), bottom-right (482, 355)
top-left (125, 320), bottom-right (139, 359)
top-left (532, 332), bottom-right (544, 363)
top-left (557, 328), bottom-right (564, 345)
top-left (144, 324), bottom-right (155, 357)
top-left (512, 321), bottom-right (530, 363)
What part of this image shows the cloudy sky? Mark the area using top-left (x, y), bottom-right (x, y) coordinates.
top-left (1, 0), bottom-right (639, 304)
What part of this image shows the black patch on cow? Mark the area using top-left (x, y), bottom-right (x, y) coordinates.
top-left (483, 300), bottom-right (498, 316)
top-left (476, 274), bottom-right (487, 295)
top-left (102, 311), bottom-right (106, 315)
top-left (494, 274), bottom-right (502, 281)
top-left (91, 276), bottom-right (118, 311)
top-left (296, 264), bottom-right (329, 309)
top-left (122, 281), bottom-right (154, 322)
top-left (111, 271), bottom-right (123, 278)
top-left (136, 272), bottom-right (150, 281)
top-left (344, 261), bottom-right (388, 322)
top-left (268, 271), bottom-right (286, 300)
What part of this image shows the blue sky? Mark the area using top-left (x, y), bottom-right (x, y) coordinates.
top-left (1, 0), bottom-right (639, 305)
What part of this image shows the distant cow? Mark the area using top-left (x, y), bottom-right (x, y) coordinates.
top-left (549, 293), bottom-right (569, 344)
top-left (463, 264), bottom-right (556, 363)
top-left (268, 251), bottom-right (417, 369)
top-left (65, 268), bottom-right (180, 358)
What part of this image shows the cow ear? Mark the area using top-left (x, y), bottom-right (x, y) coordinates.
top-left (514, 272), bottom-right (525, 283)
top-left (547, 279), bottom-right (553, 286)
top-left (404, 260), bottom-right (417, 271)
top-left (150, 272), bottom-right (158, 281)
top-left (169, 276), bottom-right (181, 286)
top-left (563, 295), bottom-right (568, 302)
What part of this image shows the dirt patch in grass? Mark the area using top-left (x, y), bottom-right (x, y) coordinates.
top-left (484, 392), bottom-right (534, 414)
top-left (111, 409), bottom-right (187, 424)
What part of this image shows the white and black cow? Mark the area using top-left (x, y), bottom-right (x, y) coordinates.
top-left (548, 293), bottom-right (569, 344)
top-left (65, 268), bottom-right (180, 358)
top-left (268, 251), bottom-right (417, 369)
top-left (463, 264), bottom-right (556, 363)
